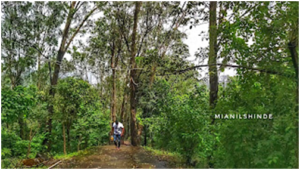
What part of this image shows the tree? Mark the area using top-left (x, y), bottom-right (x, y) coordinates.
top-left (208, 2), bottom-right (218, 113)
top-left (44, 1), bottom-right (98, 151)
top-left (129, 1), bottom-right (142, 146)
top-left (212, 2), bottom-right (298, 168)
top-left (286, 3), bottom-right (299, 161)
top-left (1, 86), bottom-right (37, 139)
top-left (1, 2), bottom-right (65, 90)
top-left (54, 77), bottom-right (93, 154)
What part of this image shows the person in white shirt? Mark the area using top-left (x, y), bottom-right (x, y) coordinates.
top-left (110, 120), bottom-right (124, 150)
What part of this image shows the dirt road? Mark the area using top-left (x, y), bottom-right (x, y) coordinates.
top-left (55, 144), bottom-right (175, 169)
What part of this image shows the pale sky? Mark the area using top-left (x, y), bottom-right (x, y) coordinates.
top-left (181, 23), bottom-right (237, 79)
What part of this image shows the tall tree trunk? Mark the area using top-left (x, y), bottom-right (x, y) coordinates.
top-left (43, 2), bottom-right (76, 151)
top-left (208, 2), bottom-right (217, 168)
top-left (121, 70), bottom-right (130, 123)
top-left (288, 41), bottom-right (298, 166)
top-left (142, 108), bottom-right (148, 146)
top-left (208, 1), bottom-right (218, 113)
top-left (99, 61), bottom-right (105, 111)
top-left (144, 124), bottom-right (147, 146)
top-left (130, 1), bottom-right (142, 146)
top-left (67, 122), bottom-right (71, 152)
top-left (44, 53), bottom-right (66, 151)
top-left (120, 93), bottom-right (127, 123)
top-left (18, 115), bottom-right (25, 140)
top-left (44, 42), bottom-right (69, 151)
top-left (295, 85), bottom-right (299, 167)
top-left (125, 109), bottom-right (130, 139)
top-left (77, 135), bottom-right (81, 152)
top-left (111, 45), bottom-right (118, 122)
top-left (37, 53), bottom-right (41, 90)
top-left (9, 42), bottom-right (25, 140)
top-left (63, 123), bottom-right (67, 155)
top-left (26, 128), bottom-right (33, 158)
top-left (84, 136), bottom-right (89, 149)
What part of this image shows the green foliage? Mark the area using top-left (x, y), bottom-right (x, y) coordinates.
top-left (1, 85), bottom-right (47, 160)
top-left (1, 1), bottom-right (65, 89)
top-left (2, 85), bottom-right (37, 123)
top-left (1, 128), bottom-right (21, 158)
top-left (141, 79), bottom-right (212, 167)
top-left (1, 78), bottom-right (110, 166)
top-left (54, 77), bottom-right (91, 121)
top-left (50, 77), bottom-right (110, 154)
top-left (214, 75), bottom-right (298, 168)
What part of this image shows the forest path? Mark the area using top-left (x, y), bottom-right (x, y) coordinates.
top-left (55, 142), bottom-right (175, 169)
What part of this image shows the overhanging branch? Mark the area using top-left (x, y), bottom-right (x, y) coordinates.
top-left (64, 7), bottom-right (98, 51)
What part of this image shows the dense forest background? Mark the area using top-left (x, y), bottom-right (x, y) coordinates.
top-left (1, 1), bottom-right (299, 168)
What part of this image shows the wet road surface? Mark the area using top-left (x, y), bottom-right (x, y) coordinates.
top-left (55, 144), bottom-right (172, 169)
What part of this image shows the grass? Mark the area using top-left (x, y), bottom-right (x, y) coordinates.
top-left (53, 149), bottom-right (90, 160)
top-left (2, 146), bottom-right (100, 169)
top-left (143, 147), bottom-right (207, 168)
top-left (1, 158), bottom-right (22, 169)
top-left (142, 146), bottom-right (184, 164)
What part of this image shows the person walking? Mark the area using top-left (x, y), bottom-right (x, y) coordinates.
top-left (111, 120), bottom-right (124, 150)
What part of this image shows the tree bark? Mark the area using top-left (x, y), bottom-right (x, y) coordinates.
top-left (130, 1), bottom-right (142, 146)
top-left (63, 123), bottom-right (67, 155)
top-left (67, 122), bottom-right (71, 152)
top-left (111, 44), bottom-right (118, 122)
top-left (144, 124), bottom-right (147, 146)
top-left (208, 2), bottom-right (217, 168)
top-left (208, 1), bottom-right (218, 112)
top-left (288, 41), bottom-right (299, 167)
top-left (37, 53), bottom-right (41, 90)
top-left (125, 110), bottom-right (130, 139)
top-left (84, 136), bottom-right (89, 149)
top-left (295, 85), bottom-right (299, 168)
top-left (26, 128), bottom-right (32, 158)
top-left (137, 124), bottom-right (143, 144)
top-left (77, 135), bottom-right (81, 152)
top-left (120, 93), bottom-right (127, 123)
top-left (18, 115), bottom-right (25, 140)
top-left (121, 70), bottom-right (130, 123)
top-left (99, 60), bottom-right (105, 111)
